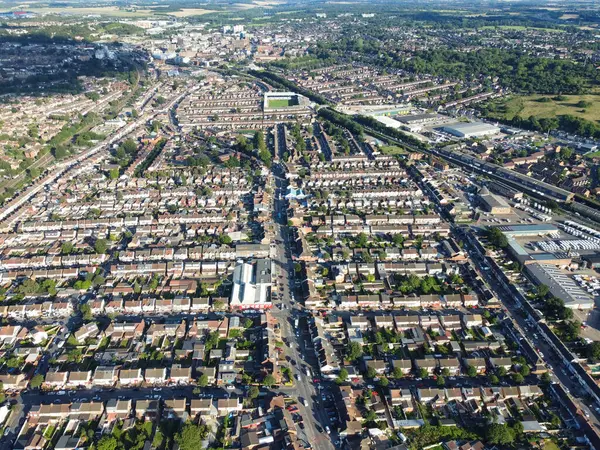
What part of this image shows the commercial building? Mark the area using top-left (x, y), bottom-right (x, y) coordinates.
top-left (396, 113), bottom-right (443, 132)
top-left (525, 263), bottom-right (594, 309)
top-left (496, 224), bottom-right (559, 238)
top-left (442, 122), bottom-right (500, 138)
top-left (478, 187), bottom-right (511, 215)
top-left (230, 259), bottom-right (272, 310)
top-left (507, 239), bottom-right (572, 267)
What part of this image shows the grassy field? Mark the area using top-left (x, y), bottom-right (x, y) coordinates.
top-left (542, 441), bottom-right (560, 450)
top-left (488, 94), bottom-right (600, 124)
top-left (480, 25), bottom-right (565, 32)
top-left (167, 8), bottom-right (217, 17)
top-left (268, 98), bottom-right (295, 108)
top-left (379, 145), bottom-right (408, 155)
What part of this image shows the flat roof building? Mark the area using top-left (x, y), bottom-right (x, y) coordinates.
top-left (442, 122), bottom-right (500, 138)
top-left (230, 259), bottom-right (272, 310)
top-left (496, 224), bottom-right (559, 238)
top-left (525, 263), bottom-right (594, 309)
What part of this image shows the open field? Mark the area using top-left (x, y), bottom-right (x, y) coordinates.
top-left (480, 25), bottom-right (565, 32)
top-left (167, 8), bottom-right (217, 17)
top-left (20, 6), bottom-right (156, 17)
top-left (488, 94), bottom-right (600, 124)
top-left (379, 145), bottom-right (408, 155)
top-left (154, 1), bottom-right (282, 17)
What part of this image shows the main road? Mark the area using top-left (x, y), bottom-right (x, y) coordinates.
top-left (269, 163), bottom-right (335, 450)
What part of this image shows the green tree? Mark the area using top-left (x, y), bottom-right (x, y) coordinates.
top-left (263, 374), bottom-right (276, 387)
top-left (486, 227), bottom-right (508, 249)
top-left (392, 367), bottom-right (404, 379)
top-left (488, 374), bottom-right (500, 385)
top-left (512, 373), bottom-right (524, 384)
top-left (355, 233), bottom-right (368, 248)
top-left (392, 234), bottom-right (405, 246)
top-left (364, 409), bottom-right (377, 423)
top-left (520, 364), bottom-right (530, 377)
top-left (540, 371), bottom-right (551, 384)
top-left (175, 422), bottom-right (209, 450)
top-left (61, 242), bottom-right (74, 255)
top-left (366, 366), bottom-right (377, 379)
top-left (97, 436), bottom-right (119, 450)
top-left (197, 374), bottom-right (209, 387)
top-left (29, 374), bottom-right (44, 389)
top-left (379, 376), bottom-right (389, 387)
top-left (79, 303), bottom-right (93, 322)
top-left (347, 341), bottom-right (363, 361)
top-left (436, 376), bottom-right (446, 387)
top-left (219, 234), bottom-right (233, 245)
top-left (418, 368), bottom-right (429, 379)
top-left (248, 386), bottom-right (259, 400)
top-left (587, 342), bottom-right (600, 361)
top-left (94, 239), bottom-right (108, 254)
top-left (486, 423), bottom-right (515, 445)
top-left (537, 284), bottom-right (550, 298)
top-left (337, 368), bottom-right (349, 383)
top-left (467, 365), bottom-right (478, 377)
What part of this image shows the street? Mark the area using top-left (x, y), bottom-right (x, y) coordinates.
top-left (270, 163), bottom-right (336, 450)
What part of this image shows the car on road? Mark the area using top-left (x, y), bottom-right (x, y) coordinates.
top-left (325, 426), bottom-right (331, 434)
top-left (302, 398), bottom-right (309, 407)
top-left (226, 385), bottom-right (235, 390)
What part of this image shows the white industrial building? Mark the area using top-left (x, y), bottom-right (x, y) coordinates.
top-left (230, 259), bottom-right (272, 310)
top-left (525, 263), bottom-right (595, 309)
top-left (442, 122), bottom-right (500, 138)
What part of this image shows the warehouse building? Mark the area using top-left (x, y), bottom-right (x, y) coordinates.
top-left (488, 181), bottom-right (523, 201)
top-left (525, 263), bottom-right (594, 309)
top-left (230, 259), bottom-right (272, 310)
top-left (396, 113), bottom-right (443, 132)
top-left (442, 122), bottom-right (500, 138)
top-left (496, 224), bottom-right (559, 238)
top-left (507, 238), bottom-right (572, 267)
top-left (478, 187), bottom-right (511, 215)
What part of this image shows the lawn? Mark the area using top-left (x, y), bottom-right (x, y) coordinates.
top-left (585, 150), bottom-right (600, 159)
top-left (268, 98), bottom-right (295, 108)
top-left (487, 94), bottom-right (600, 124)
top-left (379, 145), bottom-right (408, 155)
top-left (167, 8), bottom-right (218, 17)
top-left (542, 440), bottom-right (560, 450)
